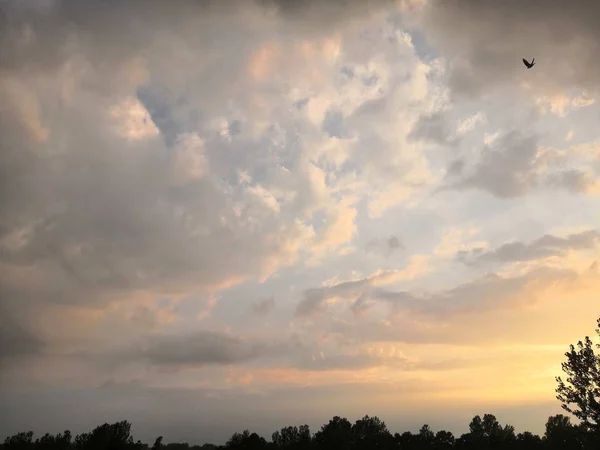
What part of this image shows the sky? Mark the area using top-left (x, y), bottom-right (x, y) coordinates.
top-left (1, 0), bottom-right (600, 444)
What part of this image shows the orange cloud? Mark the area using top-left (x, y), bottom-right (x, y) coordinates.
top-left (247, 41), bottom-right (280, 81)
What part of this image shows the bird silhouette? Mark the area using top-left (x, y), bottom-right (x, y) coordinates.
top-left (522, 57), bottom-right (535, 69)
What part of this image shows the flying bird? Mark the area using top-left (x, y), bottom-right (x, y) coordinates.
top-left (522, 57), bottom-right (535, 69)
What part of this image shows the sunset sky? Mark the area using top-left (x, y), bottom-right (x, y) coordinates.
top-left (1, 0), bottom-right (600, 444)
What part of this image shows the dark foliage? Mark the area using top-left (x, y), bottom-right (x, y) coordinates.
top-left (555, 317), bottom-right (600, 433)
top-left (3, 415), bottom-right (599, 450)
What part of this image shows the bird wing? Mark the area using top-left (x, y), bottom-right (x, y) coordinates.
top-left (522, 58), bottom-right (530, 67)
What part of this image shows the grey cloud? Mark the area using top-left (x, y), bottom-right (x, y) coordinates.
top-left (0, 0), bottom-right (403, 77)
top-left (0, 0), bottom-right (436, 369)
top-left (295, 288), bottom-right (330, 317)
top-left (546, 169), bottom-right (596, 194)
top-left (457, 230), bottom-right (600, 265)
top-left (0, 380), bottom-right (453, 446)
top-left (298, 264), bottom-right (578, 321)
top-left (445, 130), bottom-right (541, 198)
top-left (263, 0), bottom-right (409, 33)
top-left (129, 305), bottom-right (175, 330)
top-left (0, 0), bottom-right (348, 320)
top-left (322, 109), bottom-right (349, 139)
top-left (295, 349), bottom-right (482, 373)
top-left (251, 296), bottom-right (275, 315)
top-left (408, 111), bottom-right (461, 147)
top-left (321, 267), bottom-right (585, 348)
top-left (349, 292), bottom-right (373, 316)
top-left (0, 310), bottom-right (44, 363)
top-left (417, 267), bottom-right (578, 316)
top-left (365, 235), bottom-right (404, 257)
top-left (442, 130), bottom-right (600, 198)
top-left (295, 351), bottom-right (410, 372)
top-left (387, 236), bottom-right (402, 251)
top-left (135, 330), bottom-right (295, 367)
top-left (295, 276), bottom-right (376, 317)
top-left (418, 0), bottom-right (600, 98)
top-left (446, 158), bottom-right (465, 177)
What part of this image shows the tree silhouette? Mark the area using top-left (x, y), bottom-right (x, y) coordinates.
top-left (349, 415), bottom-right (391, 450)
top-left (393, 431), bottom-right (415, 449)
top-left (544, 414), bottom-right (583, 450)
top-left (225, 431), bottom-right (267, 450)
top-left (313, 417), bottom-right (351, 450)
top-left (555, 316), bottom-right (600, 433)
top-left (271, 426), bottom-right (310, 450)
top-left (151, 438), bottom-right (163, 450)
top-left (418, 424), bottom-right (435, 446)
top-left (433, 430), bottom-right (455, 450)
top-left (3, 432), bottom-right (35, 450)
top-left (35, 432), bottom-right (72, 450)
top-left (515, 431), bottom-right (543, 450)
top-left (454, 414), bottom-right (515, 450)
top-left (5, 412), bottom-right (600, 450)
top-left (73, 421), bottom-right (140, 450)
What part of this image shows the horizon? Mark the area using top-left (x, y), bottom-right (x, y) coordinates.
top-left (0, 407), bottom-right (578, 447)
top-left (1, 0), bottom-right (600, 445)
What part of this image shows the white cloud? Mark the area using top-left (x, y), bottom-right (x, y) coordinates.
top-left (536, 93), bottom-right (596, 117)
top-left (456, 112), bottom-right (486, 134)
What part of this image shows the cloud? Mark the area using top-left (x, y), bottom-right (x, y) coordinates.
top-left (0, 1), bottom-right (447, 389)
top-left (457, 230), bottom-right (600, 266)
top-left (408, 111), bottom-right (460, 146)
top-left (252, 297), bottom-right (276, 315)
top-left (406, 266), bottom-right (579, 317)
top-left (536, 93), bottom-right (596, 117)
top-left (297, 262), bottom-right (580, 326)
top-left (3, 0), bottom-right (600, 442)
top-left (456, 112), bottom-right (486, 134)
top-left (0, 309), bottom-right (44, 362)
top-left (442, 130), bottom-right (600, 198)
top-left (366, 235), bottom-right (404, 257)
top-left (416, 0), bottom-right (600, 99)
top-left (295, 255), bottom-right (430, 317)
top-left (323, 266), bottom-right (597, 350)
top-left (296, 350), bottom-right (413, 372)
top-left (125, 330), bottom-right (299, 368)
top-left (129, 304), bottom-right (178, 330)
top-left (444, 130), bottom-right (541, 197)
top-left (1, 1), bottom-right (440, 282)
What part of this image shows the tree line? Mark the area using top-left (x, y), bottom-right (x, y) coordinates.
top-left (3, 317), bottom-right (599, 450)
top-left (1, 413), bottom-right (598, 450)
